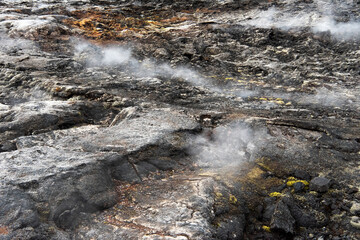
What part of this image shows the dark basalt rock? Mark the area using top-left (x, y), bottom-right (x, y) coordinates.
top-left (0, 188), bottom-right (40, 231)
top-left (293, 170), bottom-right (311, 181)
top-left (270, 200), bottom-right (295, 234)
top-left (214, 216), bottom-right (245, 240)
top-left (293, 181), bottom-right (305, 193)
top-left (310, 177), bottom-right (332, 193)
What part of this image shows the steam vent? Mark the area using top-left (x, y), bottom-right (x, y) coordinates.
top-left (0, 0), bottom-right (360, 239)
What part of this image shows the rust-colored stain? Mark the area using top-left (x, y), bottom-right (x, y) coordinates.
top-left (114, 180), bottom-right (139, 206)
top-left (104, 180), bottom-right (167, 235)
top-left (63, 8), bottom-right (193, 42)
top-left (0, 226), bottom-right (9, 235)
top-left (105, 215), bottom-right (165, 235)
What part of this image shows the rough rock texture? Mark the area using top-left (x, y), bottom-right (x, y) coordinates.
top-left (0, 0), bottom-right (359, 239)
top-left (270, 199), bottom-right (295, 234)
top-left (74, 175), bottom-right (245, 240)
top-left (0, 108), bottom-right (201, 237)
top-left (310, 177), bottom-right (332, 193)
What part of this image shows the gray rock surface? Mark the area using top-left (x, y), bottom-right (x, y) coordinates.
top-left (310, 177), bottom-right (332, 193)
top-left (74, 176), bottom-right (245, 240)
top-left (0, 108), bottom-right (200, 233)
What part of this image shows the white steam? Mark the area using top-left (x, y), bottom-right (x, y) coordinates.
top-left (28, 87), bottom-right (52, 101)
top-left (72, 39), bottom-right (359, 109)
top-left (245, 7), bottom-right (310, 30)
top-left (312, 17), bottom-right (360, 40)
top-left (0, 33), bottom-right (36, 51)
top-left (191, 122), bottom-right (271, 171)
top-left (101, 47), bottom-right (132, 66)
top-left (243, 0), bottom-right (360, 40)
top-left (74, 40), bottom-right (211, 88)
top-left (74, 42), bottom-right (132, 66)
top-left (299, 87), bottom-right (359, 108)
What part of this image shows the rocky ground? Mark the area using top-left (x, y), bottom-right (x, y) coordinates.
top-left (0, 0), bottom-right (359, 239)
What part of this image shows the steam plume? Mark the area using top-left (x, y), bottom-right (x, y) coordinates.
top-left (243, 0), bottom-right (360, 40)
top-left (190, 122), bottom-right (271, 171)
top-left (73, 40), bottom-right (211, 88)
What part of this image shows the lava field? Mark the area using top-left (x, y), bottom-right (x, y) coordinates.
top-left (0, 0), bottom-right (359, 239)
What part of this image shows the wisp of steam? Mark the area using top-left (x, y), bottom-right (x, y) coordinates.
top-left (243, 0), bottom-right (360, 40)
top-left (298, 87), bottom-right (359, 108)
top-left (0, 33), bottom-right (36, 52)
top-left (73, 39), bottom-right (213, 89)
top-left (190, 122), bottom-right (271, 172)
top-left (73, 39), bottom-right (359, 108)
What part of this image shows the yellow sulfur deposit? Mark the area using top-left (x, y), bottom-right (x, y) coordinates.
top-left (215, 192), bottom-right (223, 198)
top-left (229, 194), bottom-right (237, 204)
top-left (262, 225), bottom-right (271, 232)
top-left (269, 192), bottom-right (283, 198)
top-left (286, 177), bottom-right (309, 187)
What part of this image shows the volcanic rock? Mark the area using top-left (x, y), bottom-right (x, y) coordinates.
top-left (0, 0), bottom-right (360, 239)
top-left (293, 181), bottom-right (305, 193)
top-left (270, 200), bottom-right (295, 234)
top-left (310, 177), bottom-right (332, 193)
top-left (293, 170), bottom-right (311, 181)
